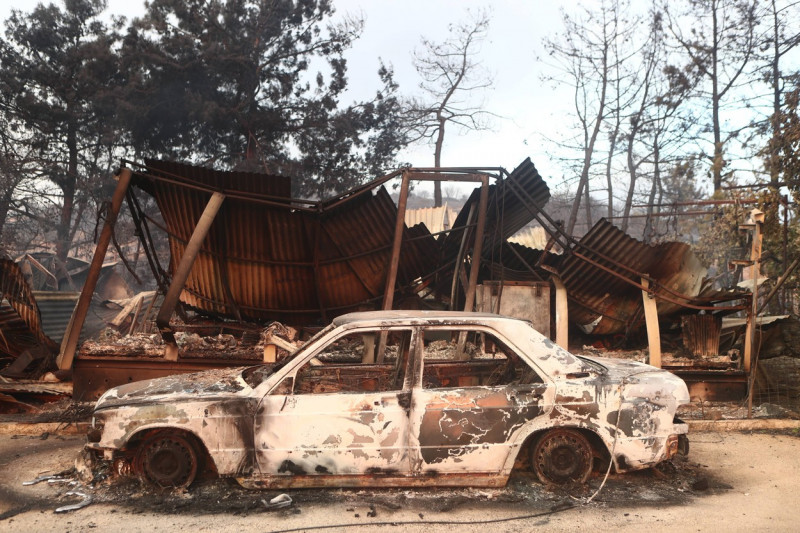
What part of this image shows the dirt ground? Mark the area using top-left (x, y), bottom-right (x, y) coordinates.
top-left (0, 429), bottom-right (798, 533)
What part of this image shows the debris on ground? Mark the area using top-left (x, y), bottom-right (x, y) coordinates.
top-left (262, 493), bottom-right (293, 510)
top-left (54, 490), bottom-right (93, 513)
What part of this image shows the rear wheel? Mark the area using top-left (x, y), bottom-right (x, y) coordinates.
top-left (134, 432), bottom-right (198, 488)
top-left (532, 429), bottom-right (593, 487)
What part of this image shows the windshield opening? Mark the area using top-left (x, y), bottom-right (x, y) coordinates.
top-left (240, 323), bottom-right (335, 387)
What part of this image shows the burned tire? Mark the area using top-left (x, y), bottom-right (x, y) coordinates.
top-left (532, 429), bottom-right (593, 487)
top-left (135, 432), bottom-right (199, 488)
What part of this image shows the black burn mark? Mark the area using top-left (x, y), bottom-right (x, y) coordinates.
top-left (365, 467), bottom-right (399, 476)
top-left (278, 460), bottom-right (306, 475)
top-left (418, 389), bottom-right (544, 464)
top-left (553, 390), bottom-right (600, 422)
top-left (607, 408), bottom-right (635, 436)
top-left (208, 398), bottom-right (257, 476)
top-left (315, 465), bottom-right (330, 474)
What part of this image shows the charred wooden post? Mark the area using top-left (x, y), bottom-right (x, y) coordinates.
top-left (462, 175), bottom-right (489, 314)
top-left (57, 168), bottom-right (133, 370)
top-left (741, 208), bottom-right (764, 375)
top-left (157, 191), bottom-right (226, 361)
top-left (378, 171), bottom-right (411, 363)
top-left (552, 275), bottom-right (568, 349)
top-left (450, 205), bottom-right (475, 309)
top-left (743, 209), bottom-right (764, 417)
top-left (641, 277), bottom-right (661, 368)
top-left (381, 171), bottom-right (411, 312)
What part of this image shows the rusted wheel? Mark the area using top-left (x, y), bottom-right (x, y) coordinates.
top-left (532, 429), bottom-right (593, 486)
top-left (135, 433), bottom-right (198, 488)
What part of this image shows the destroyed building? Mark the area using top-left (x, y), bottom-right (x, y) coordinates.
top-left (1, 158), bottom-right (795, 414)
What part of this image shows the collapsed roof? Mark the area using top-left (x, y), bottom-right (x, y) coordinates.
top-left (126, 158), bottom-right (551, 326)
top-left (0, 157), bottom-right (753, 376)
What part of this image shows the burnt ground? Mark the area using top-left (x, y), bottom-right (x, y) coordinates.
top-left (0, 399), bottom-right (752, 523)
top-left (0, 432), bottom-right (725, 522)
top-left (85, 458), bottom-right (717, 518)
top-left (3, 430), bottom-right (799, 532)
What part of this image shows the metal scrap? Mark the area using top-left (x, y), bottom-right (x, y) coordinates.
top-left (262, 493), bottom-right (293, 510)
top-left (54, 490), bottom-right (93, 513)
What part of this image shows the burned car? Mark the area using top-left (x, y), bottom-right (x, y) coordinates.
top-left (85, 311), bottom-right (689, 489)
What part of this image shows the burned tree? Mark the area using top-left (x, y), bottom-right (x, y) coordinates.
top-left (403, 11), bottom-right (493, 207)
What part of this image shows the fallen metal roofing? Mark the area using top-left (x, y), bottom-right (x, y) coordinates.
top-left (404, 205), bottom-right (459, 236)
top-left (543, 219), bottom-right (710, 335)
top-left (129, 160), bottom-right (441, 325)
top-left (443, 157), bottom-right (551, 258)
top-left (0, 259), bottom-right (58, 359)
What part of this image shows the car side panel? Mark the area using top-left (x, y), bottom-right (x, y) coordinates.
top-left (409, 383), bottom-right (551, 475)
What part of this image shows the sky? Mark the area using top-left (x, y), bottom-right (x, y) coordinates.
top-left (0, 0), bottom-right (573, 196)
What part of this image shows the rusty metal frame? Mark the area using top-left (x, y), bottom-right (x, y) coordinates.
top-left (502, 175), bottom-right (748, 309)
top-left (382, 171), bottom-right (491, 313)
top-left (57, 168), bottom-right (134, 370)
top-left (156, 191), bottom-right (226, 360)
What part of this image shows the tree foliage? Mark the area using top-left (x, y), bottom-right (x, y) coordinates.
top-left (119, 0), bottom-right (405, 198)
top-left (0, 0), bottom-right (410, 263)
top-left (0, 0), bottom-right (124, 263)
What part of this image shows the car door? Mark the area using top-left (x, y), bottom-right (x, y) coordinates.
top-left (408, 325), bottom-right (551, 475)
top-left (254, 327), bottom-right (414, 478)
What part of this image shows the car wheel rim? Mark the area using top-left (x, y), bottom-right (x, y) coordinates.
top-left (533, 430), bottom-right (593, 486)
top-left (139, 435), bottom-right (198, 488)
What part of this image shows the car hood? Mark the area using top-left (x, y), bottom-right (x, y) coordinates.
top-left (95, 367), bottom-right (250, 410)
top-left (581, 355), bottom-right (690, 405)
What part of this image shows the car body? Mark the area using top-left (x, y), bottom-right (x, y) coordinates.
top-left (85, 311), bottom-right (689, 489)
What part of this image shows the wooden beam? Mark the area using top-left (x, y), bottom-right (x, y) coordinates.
top-left (57, 168), bottom-right (133, 370)
top-left (462, 175), bottom-right (489, 314)
top-left (156, 191), bottom-right (226, 361)
top-left (641, 277), bottom-right (661, 368)
top-left (378, 172), bottom-right (410, 364)
top-left (552, 275), bottom-right (568, 350)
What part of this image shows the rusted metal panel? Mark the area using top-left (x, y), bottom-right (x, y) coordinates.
top-left (668, 369), bottom-right (748, 402)
top-left (130, 160), bottom-right (439, 326)
top-left (0, 259), bottom-right (58, 359)
top-left (476, 281), bottom-right (551, 337)
top-left (681, 314), bottom-right (722, 357)
top-left (547, 219), bottom-right (708, 335)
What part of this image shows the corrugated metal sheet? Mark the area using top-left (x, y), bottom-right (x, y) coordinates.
top-left (681, 314), bottom-right (722, 356)
top-left (33, 292), bottom-right (121, 345)
top-left (0, 260), bottom-right (58, 359)
top-left (131, 160), bottom-right (439, 325)
top-left (509, 226), bottom-right (551, 250)
top-left (545, 218), bottom-right (708, 335)
top-left (405, 205), bottom-right (459, 235)
top-left (443, 157), bottom-right (551, 259)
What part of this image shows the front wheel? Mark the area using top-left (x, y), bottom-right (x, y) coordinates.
top-left (134, 432), bottom-right (199, 488)
top-left (531, 429), bottom-right (593, 487)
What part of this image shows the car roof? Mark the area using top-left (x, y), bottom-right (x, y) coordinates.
top-left (331, 310), bottom-right (527, 327)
